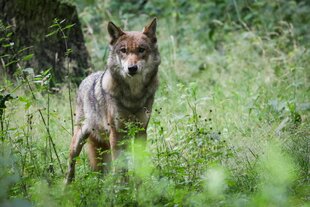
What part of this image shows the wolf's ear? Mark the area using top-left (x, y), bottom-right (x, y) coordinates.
top-left (108, 21), bottom-right (124, 45)
top-left (143, 18), bottom-right (157, 43)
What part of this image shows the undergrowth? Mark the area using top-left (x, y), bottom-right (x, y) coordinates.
top-left (1, 1), bottom-right (309, 206)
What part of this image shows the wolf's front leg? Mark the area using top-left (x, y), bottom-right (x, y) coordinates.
top-left (65, 126), bottom-right (89, 184)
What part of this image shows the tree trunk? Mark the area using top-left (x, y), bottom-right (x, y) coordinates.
top-left (0, 0), bottom-right (90, 84)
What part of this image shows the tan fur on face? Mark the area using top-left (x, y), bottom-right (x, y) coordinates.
top-left (114, 32), bottom-right (154, 75)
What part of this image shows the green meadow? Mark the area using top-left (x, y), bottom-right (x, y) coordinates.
top-left (1, 1), bottom-right (309, 206)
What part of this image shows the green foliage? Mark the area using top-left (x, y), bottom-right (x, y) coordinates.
top-left (0, 20), bottom-right (34, 79)
top-left (252, 142), bottom-right (297, 206)
top-left (149, 85), bottom-right (232, 188)
top-left (1, 0), bottom-right (310, 206)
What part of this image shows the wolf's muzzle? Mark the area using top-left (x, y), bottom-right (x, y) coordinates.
top-left (128, 65), bottom-right (138, 75)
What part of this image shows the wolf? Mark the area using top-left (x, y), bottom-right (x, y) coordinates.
top-left (65, 18), bottom-right (160, 184)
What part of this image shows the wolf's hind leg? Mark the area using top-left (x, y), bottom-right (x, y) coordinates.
top-left (65, 126), bottom-right (89, 184)
top-left (88, 136), bottom-right (111, 174)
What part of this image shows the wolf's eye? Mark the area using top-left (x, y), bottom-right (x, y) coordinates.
top-left (120, 48), bottom-right (127, 53)
top-left (138, 47), bottom-right (145, 53)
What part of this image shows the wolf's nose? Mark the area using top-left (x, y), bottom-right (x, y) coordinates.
top-left (128, 65), bottom-right (138, 74)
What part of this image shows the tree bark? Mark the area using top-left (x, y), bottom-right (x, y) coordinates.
top-left (0, 0), bottom-right (90, 84)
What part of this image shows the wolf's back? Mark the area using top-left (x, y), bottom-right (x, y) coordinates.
top-left (75, 71), bottom-right (105, 123)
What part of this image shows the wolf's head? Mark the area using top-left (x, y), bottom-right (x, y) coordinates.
top-left (107, 18), bottom-right (160, 82)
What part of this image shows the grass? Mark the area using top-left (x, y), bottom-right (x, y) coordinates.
top-left (1, 5), bottom-right (310, 207)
